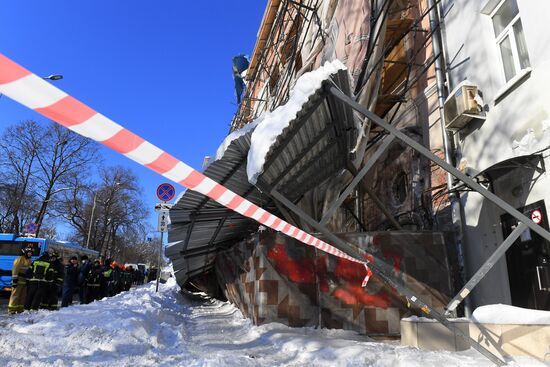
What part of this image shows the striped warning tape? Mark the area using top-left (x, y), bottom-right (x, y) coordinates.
top-left (0, 53), bottom-right (372, 285)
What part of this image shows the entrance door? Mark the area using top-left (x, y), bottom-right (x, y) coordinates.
top-left (501, 200), bottom-right (550, 310)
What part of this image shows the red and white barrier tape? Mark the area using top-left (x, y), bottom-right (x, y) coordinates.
top-left (0, 53), bottom-right (372, 285)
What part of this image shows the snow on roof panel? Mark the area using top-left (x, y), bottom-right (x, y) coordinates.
top-left (254, 69), bottom-right (357, 202)
top-left (167, 66), bottom-right (357, 287)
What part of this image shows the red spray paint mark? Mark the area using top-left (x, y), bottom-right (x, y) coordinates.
top-left (267, 243), bottom-right (330, 291)
top-left (333, 284), bottom-right (391, 308)
top-left (331, 253), bottom-right (395, 308)
top-left (267, 243), bottom-right (395, 308)
top-left (267, 243), bottom-right (316, 283)
top-left (381, 250), bottom-right (401, 273)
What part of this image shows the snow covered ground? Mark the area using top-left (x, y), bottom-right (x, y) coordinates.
top-left (0, 279), bottom-right (545, 367)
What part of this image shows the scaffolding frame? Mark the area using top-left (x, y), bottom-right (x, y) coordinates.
top-left (231, 0), bottom-right (324, 131)
top-left (221, 1), bottom-right (550, 365)
top-left (251, 81), bottom-right (550, 365)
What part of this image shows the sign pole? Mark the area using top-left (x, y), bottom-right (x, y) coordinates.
top-left (154, 183), bottom-right (175, 292)
top-left (156, 231), bottom-right (163, 293)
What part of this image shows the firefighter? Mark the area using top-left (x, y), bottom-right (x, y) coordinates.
top-left (85, 260), bottom-right (103, 302)
top-left (101, 259), bottom-right (112, 298)
top-left (25, 252), bottom-right (51, 310)
top-left (78, 255), bottom-right (91, 304)
top-left (122, 266), bottom-right (134, 292)
top-left (42, 251), bottom-right (63, 310)
top-left (8, 245), bottom-right (34, 314)
top-left (111, 261), bottom-right (123, 295)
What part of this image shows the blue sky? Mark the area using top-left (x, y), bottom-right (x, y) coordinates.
top-left (0, 1), bottom-right (265, 238)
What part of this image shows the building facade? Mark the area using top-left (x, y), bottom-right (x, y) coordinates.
top-left (439, 0), bottom-right (550, 310)
top-left (167, 0), bottom-right (467, 337)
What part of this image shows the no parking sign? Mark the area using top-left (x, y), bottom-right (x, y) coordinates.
top-left (25, 222), bottom-right (37, 234)
top-left (156, 183), bottom-right (175, 202)
top-left (531, 209), bottom-right (542, 224)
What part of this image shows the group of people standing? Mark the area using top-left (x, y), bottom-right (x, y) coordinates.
top-left (8, 244), bottom-right (144, 314)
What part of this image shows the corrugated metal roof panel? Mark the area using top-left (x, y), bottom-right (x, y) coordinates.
top-left (166, 130), bottom-right (267, 285)
top-left (166, 69), bottom-right (357, 286)
top-left (257, 69), bottom-right (356, 201)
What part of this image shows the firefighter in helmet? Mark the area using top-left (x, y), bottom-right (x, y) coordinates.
top-left (42, 250), bottom-right (64, 310)
top-left (8, 244), bottom-right (34, 314)
top-left (85, 259), bottom-right (103, 302)
top-left (25, 251), bottom-right (51, 310)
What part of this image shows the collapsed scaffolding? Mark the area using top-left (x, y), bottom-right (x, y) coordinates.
top-left (171, 1), bottom-right (550, 365)
top-left (0, 2), bottom-right (548, 366)
top-left (231, 0), bottom-right (449, 232)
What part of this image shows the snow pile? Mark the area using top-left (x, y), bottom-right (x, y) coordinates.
top-left (0, 281), bottom-right (544, 366)
top-left (472, 304), bottom-right (550, 325)
top-left (0, 279), bottom-right (188, 366)
top-left (247, 59), bottom-right (346, 184)
top-left (214, 117), bottom-right (261, 161)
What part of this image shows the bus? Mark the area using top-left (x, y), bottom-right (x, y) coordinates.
top-left (0, 233), bottom-right (99, 292)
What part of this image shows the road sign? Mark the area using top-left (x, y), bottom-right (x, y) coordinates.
top-left (156, 183), bottom-right (175, 202)
top-left (531, 209), bottom-right (543, 224)
top-left (25, 222), bottom-right (37, 234)
top-left (157, 208), bottom-right (170, 232)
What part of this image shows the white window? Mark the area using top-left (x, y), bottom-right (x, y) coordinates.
top-left (490, 0), bottom-right (530, 82)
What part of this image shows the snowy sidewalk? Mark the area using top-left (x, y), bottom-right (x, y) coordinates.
top-left (0, 279), bottom-right (543, 366)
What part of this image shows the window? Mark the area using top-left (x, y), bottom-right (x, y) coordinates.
top-left (0, 241), bottom-right (22, 256)
top-left (491, 0), bottom-right (530, 82)
top-left (0, 241), bottom-right (40, 256)
top-left (391, 171), bottom-right (408, 206)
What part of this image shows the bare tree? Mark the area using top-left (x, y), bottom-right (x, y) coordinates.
top-left (0, 120), bottom-right (42, 233)
top-left (1, 120), bottom-right (151, 264)
top-left (111, 225), bottom-right (161, 266)
top-left (95, 166), bottom-right (147, 257)
top-left (55, 171), bottom-right (95, 241)
top-left (33, 123), bottom-right (98, 235)
top-left (59, 165), bottom-right (148, 262)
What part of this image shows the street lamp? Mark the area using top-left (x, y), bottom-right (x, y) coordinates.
top-left (85, 181), bottom-right (120, 248)
top-left (43, 74), bottom-right (63, 81)
top-left (1, 74), bottom-right (63, 99)
top-left (86, 192), bottom-right (97, 248)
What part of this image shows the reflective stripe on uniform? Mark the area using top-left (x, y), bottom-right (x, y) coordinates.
top-left (18, 265), bottom-right (29, 278)
top-left (30, 260), bottom-right (51, 281)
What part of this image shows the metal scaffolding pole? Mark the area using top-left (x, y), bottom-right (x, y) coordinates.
top-left (445, 222), bottom-right (528, 314)
top-left (328, 85), bottom-right (550, 244)
top-left (320, 135), bottom-right (396, 225)
top-left (347, 162), bottom-right (403, 230)
top-left (264, 186), bottom-right (506, 366)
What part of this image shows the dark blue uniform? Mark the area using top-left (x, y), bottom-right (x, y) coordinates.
top-left (61, 261), bottom-right (79, 307)
top-left (78, 259), bottom-right (92, 304)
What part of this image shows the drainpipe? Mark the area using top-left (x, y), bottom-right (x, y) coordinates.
top-left (428, 0), bottom-right (472, 316)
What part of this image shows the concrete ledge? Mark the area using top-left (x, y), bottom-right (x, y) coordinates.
top-left (470, 322), bottom-right (550, 362)
top-left (401, 317), bottom-right (470, 352)
top-left (401, 318), bottom-right (550, 362)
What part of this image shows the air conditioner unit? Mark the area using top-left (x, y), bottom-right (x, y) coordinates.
top-left (444, 84), bottom-right (481, 130)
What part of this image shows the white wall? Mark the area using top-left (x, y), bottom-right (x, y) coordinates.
top-left (441, 0), bottom-right (550, 308)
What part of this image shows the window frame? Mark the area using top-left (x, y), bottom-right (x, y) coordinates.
top-left (489, 0), bottom-right (529, 83)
